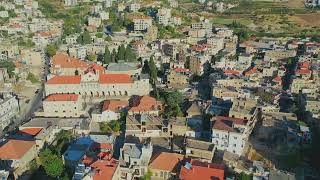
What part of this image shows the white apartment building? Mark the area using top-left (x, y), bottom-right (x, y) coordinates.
top-left (211, 116), bottom-right (250, 156)
top-left (119, 142), bottom-right (153, 180)
top-left (37, 94), bottom-right (85, 118)
top-left (0, 93), bottom-right (19, 131)
top-left (157, 8), bottom-right (171, 26)
top-left (64, 0), bottom-right (78, 6)
top-left (130, 2), bottom-right (140, 12)
top-left (133, 16), bottom-right (152, 31)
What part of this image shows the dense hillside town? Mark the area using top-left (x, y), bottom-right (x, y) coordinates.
top-left (0, 0), bottom-right (319, 180)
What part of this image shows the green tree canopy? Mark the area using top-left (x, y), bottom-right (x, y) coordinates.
top-left (77, 31), bottom-right (92, 45)
top-left (46, 44), bottom-right (57, 57)
top-left (149, 56), bottom-right (158, 84)
top-left (0, 61), bottom-right (15, 77)
top-left (117, 44), bottom-right (126, 61)
top-left (124, 46), bottom-right (136, 61)
top-left (40, 149), bottom-right (64, 178)
top-left (27, 72), bottom-right (39, 83)
top-left (141, 60), bottom-right (150, 74)
top-left (104, 46), bottom-right (111, 64)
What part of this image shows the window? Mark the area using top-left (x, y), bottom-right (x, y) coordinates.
top-left (160, 171), bottom-right (163, 177)
top-left (234, 137), bottom-right (237, 140)
top-left (233, 144), bottom-right (236, 147)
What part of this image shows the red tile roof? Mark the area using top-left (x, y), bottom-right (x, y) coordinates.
top-left (213, 116), bottom-right (247, 133)
top-left (245, 68), bottom-right (259, 76)
top-left (47, 75), bottom-right (81, 84)
top-left (85, 158), bottom-right (118, 180)
top-left (298, 62), bottom-right (310, 70)
top-left (296, 69), bottom-right (311, 75)
top-left (99, 74), bottom-right (133, 84)
top-left (149, 152), bottom-right (184, 172)
top-left (272, 76), bottom-right (282, 82)
top-left (102, 100), bottom-right (129, 112)
top-left (129, 96), bottom-right (160, 113)
top-left (191, 45), bottom-right (206, 52)
top-left (0, 140), bottom-right (35, 160)
top-left (224, 69), bottom-right (240, 75)
top-left (45, 94), bottom-right (79, 101)
top-left (180, 160), bottom-right (224, 180)
top-left (52, 53), bottom-right (89, 69)
top-left (18, 128), bottom-right (43, 136)
top-left (174, 68), bottom-right (190, 72)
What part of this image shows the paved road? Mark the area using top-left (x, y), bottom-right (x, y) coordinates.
top-left (2, 55), bottom-right (49, 137)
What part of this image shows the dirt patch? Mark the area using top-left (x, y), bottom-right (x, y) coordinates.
top-left (290, 13), bottom-right (320, 27)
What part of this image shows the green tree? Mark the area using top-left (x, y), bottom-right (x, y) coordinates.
top-left (111, 49), bottom-right (117, 62)
top-left (87, 54), bottom-right (96, 61)
top-left (0, 61), bottom-right (15, 77)
top-left (124, 46), bottom-right (136, 61)
top-left (149, 56), bottom-right (157, 84)
top-left (104, 46), bottom-right (112, 64)
top-left (117, 44), bottom-right (126, 61)
top-left (162, 90), bottom-right (184, 118)
top-left (77, 31), bottom-right (91, 45)
top-left (141, 60), bottom-right (150, 74)
top-left (27, 72), bottom-right (39, 83)
top-left (46, 44), bottom-right (57, 57)
top-left (40, 149), bottom-right (64, 178)
top-left (100, 120), bottom-right (120, 133)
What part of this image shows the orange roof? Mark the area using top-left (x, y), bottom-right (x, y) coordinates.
top-left (0, 139), bottom-right (35, 160)
top-left (14, 61), bottom-right (24, 68)
top-left (52, 53), bottom-right (89, 69)
top-left (174, 68), bottom-right (189, 72)
top-left (298, 62), bottom-right (310, 70)
top-left (47, 75), bottom-right (81, 84)
top-left (99, 74), bottom-right (133, 84)
top-left (149, 152), bottom-right (184, 172)
top-left (18, 128), bottom-right (43, 136)
top-left (129, 96), bottom-right (159, 113)
top-left (245, 68), bottom-right (259, 76)
top-left (102, 100), bottom-right (129, 112)
top-left (45, 94), bottom-right (79, 101)
top-left (90, 158), bottom-right (118, 180)
top-left (296, 69), bottom-right (311, 75)
top-left (272, 76), bottom-right (282, 82)
top-left (180, 160), bottom-right (224, 180)
top-left (224, 69), bottom-right (240, 75)
top-left (39, 31), bottom-right (50, 37)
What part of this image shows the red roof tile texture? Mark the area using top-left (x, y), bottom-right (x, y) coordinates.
top-left (99, 74), bottom-right (133, 84)
top-left (102, 100), bottom-right (129, 112)
top-left (180, 160), bottom-right (224, 180)
top-left (45, 94), bottom-right (79, 101)
top-left (0, 139), bottom-right (35, 160)
top-left (47, 75), bottom-right (81, 84)
top-left (213, 116), bottom-right (247, 133)
top-left (18, 128), bottom-right (43, 136)
top-left (129, 96), bottom-right (159, 113)
top-left (149, 152), bottom-right (184, 172)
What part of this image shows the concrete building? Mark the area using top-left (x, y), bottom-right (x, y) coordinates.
top-left (149, 152), bottom-right (183, 180)
top-left (0, 92), bottom-right (19, 131)
top-left (133, 15), bottom-right (152, 31)
top-left (64, 0), bottom-right (78, 6)
top-left (125, 114), bottom-right (172, 138)
top-left (119, 141), bottom-right (153, 180)
top-left (36, 94), bottom-right (85, 118)
top-left (0, 139), bottom-right (37, 179)
top-left (185, 138), bottom-right (216, 162)
top-left (157, 8), bottom-right (171, 26)
top-left (211, 116), bottom-right (253, 156)
top-left (91, 99), bottom-right (128, 122)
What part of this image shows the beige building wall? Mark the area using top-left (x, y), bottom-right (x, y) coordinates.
top-left (45, 80), bottom-right (150, 97)
top-left (43, 99), bottom-right (84, 117)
